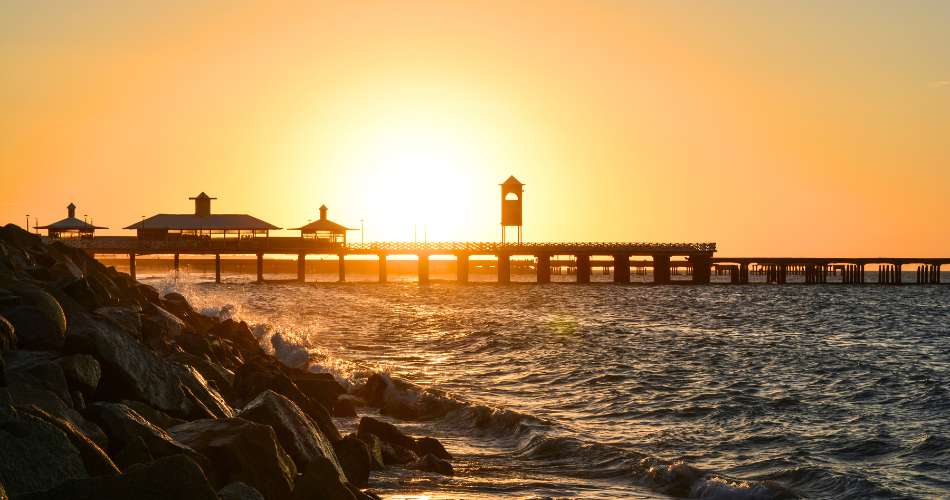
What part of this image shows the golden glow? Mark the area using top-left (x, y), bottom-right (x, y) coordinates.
top-left (2, 2), bottom-right (949, 255)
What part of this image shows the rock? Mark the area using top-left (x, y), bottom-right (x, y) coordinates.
top-left (17, 454), bottom-right (218, 500)
top-left (119, 399), bottom-right (186, 430)
top-left (209, 319), bottom-right (263, 358)
top-left (413, 453), bottom-right (454, 476)
top-left (69, 317), bottom-right (233, 419)
top-left (332, 435), bottom-right (372, 487)
top-left (238, 390), bottom-right (345, 477)
top-left (333, 396), bottom-right (358, 417)
top-left (168, 351), bottom-right (234, 401)
top-left (355, 373), bottom-right (389, 407)
top-left (0, 314), bottom-right (14, 351)
top-left (4, 350), bottom-right (73, 409)
top-left (218, 482), bottom-right (265, 500)
top-left (354, 433), bottom-right (385, 470)
top-left (234, 359), bottom-right (341, 442)
top-left (415, 436), bottom-right (452, 460)
top-left (88, 402), bottom-right (204, 465)
top-left (2, 306), bottom-right (63, 351)
top-left (380, 441), bottom-right (418, 465)
top-left (20, 405), bottom-right (120, 477)
top-left (114, 436), bottom-right (154, 470)
top-left (291, 457), bottom-right (357, 500)
top-left (94, 306), bottom-right (142, 338)
top-left (170, 418), bottom-right (297, 500)
top-left (0, 404), bottom-right (87, 497)
top-left (55, 354), bottom-right (101, 397)
top-left (0, 355), bottom-right (5, 387)
top-left (147, 305), bottom-right (187, 338)
top-left (380, 398), bottom-right (419, 420)
top-left (291, 371), bottom-right (346, 410)
top-left (357, 416), bottom-right (415, 450)
top-left (70, 390), bottom-right (85, 410)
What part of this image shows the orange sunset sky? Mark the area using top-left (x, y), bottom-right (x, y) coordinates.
top-left (2, 1), bottom-right (948, 256)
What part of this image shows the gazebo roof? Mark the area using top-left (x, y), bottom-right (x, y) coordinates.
top-left (124, 214), bottom-right (280, 230)
top-left (36, 217), bottom-right (107, 231)
top-left (290, 219), bottom-right (352, 233)
top-left (501, 175), bottom-right (524, 186)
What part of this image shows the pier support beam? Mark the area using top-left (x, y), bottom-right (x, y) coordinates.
top-left (497, 254), bottom-right (510, 284)
top-left (456, 254), bottom-right (469, 283)
top-left (778, 264), bottom-right (787, 284)
top-left (537, 255), bottom-right (551, 283)
top-left (653, 255), bottom-right (671, 284)
top-left (173, 254), bottom-right (180, 273)
top-left (613, 255), bottom-right (630, 283)
top-left (690, 255), bottom-right (711, 284)
top-left (337, 255), bottom-right (345, 282)
top-left (378, 255), bottom-right (387, 283)
top-left (418, 255), bottom-right (430, 284)
top-left (256, 253), bottom-right (264, 282)
top-left (576, 255), bottom-right (591, 283)
top-left (739, 263), bottom-right (749, 284)
top-left (214, 254), bottom-right (221, 283)
top-left (894, 264), bottom-right (902, 285)
top-left (129, 254), bottom-right (136, 280)
top-left (297, 254), bottom-right (306, 283)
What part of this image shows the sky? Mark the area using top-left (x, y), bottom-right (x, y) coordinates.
top-left (1, 1), bottom-right (948, 256)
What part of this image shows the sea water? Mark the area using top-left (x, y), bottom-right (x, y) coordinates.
top-left (140, 272), bottom-right (950, 499)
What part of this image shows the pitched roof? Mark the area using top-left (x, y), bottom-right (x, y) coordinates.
top-left (123, 214), bottom-right (280, 230)
top-left (501, 175), bottom-right (523, 186)
top-left (189, 192), bottom-right (216, 200)
top-left (36, 217), bottom-right (107, 231)
top-left (290, 219), bottom-right (352, 232)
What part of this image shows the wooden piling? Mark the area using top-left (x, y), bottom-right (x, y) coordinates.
top-left (576, 255), bottom-right (591, 283)
top-left (378, 254), bottom-right (387, 283)
top-left (297, 254), bottom-right (305, 283)
top-left (256, 253), bottom-right (263, 282)
top-left (337, 254), bottom-right (345, 282)
top-left (456, 254), bottom-right (468, 283)
top-left (418, 254), bottom-right (430, 284)
top-left (214, 254), bottom-right (221, 283)
top-left (129, 253), bottom-right (136, 280)
top-left (537, 255), bottom-right (551, 284)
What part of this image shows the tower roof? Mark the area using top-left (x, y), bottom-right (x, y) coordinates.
top-left (189, 192), bottom-right (217, 200)
top-left (501, 175), bottom-right (524, 186)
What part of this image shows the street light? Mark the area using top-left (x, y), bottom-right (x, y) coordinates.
top-left (25, 214), bottom-right (29, 231)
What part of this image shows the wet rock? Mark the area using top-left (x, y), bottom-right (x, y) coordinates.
top-left (168, 351), bottom-right (234, 401)
top-left (354, 433), bottom-right (385, 470)
top-left (291, 371), bottom-right (346, 410)
top-left (209, 319), bottom-right (263, 358)
top-left (114, 436), bottom-right (154, 470)
top-left (355, 373), bottom-right (389, 407)
top-left (170, 418), bottom-right (297, 500)
top-left (4, 350), bottom-right (73, 409)
top-left (176, 333), bottom-right (214, 358)
top-left (70, 390), bottom-right (85, 410)
top-left (332, 435), bottom-right (372, 487)
top-left (218, 482), bottom-right (265, 500)
top-left (118, 399), bottom-right (186, 430)
top-left (333, 396), bottom-right (358, 417)
top-left (234, 359), bottom-right (341, 442)
top-left (379, 441), bottom-right (418, 465)
top-left (54, 354), bottom-right (100, 397)
top-left (17, 454), bottom-right (219, 500)
top-left (413, 453), bottom-right (454, 476)
top-left (21, 405), bottom-right (120, 477)
top-left (415, 436), bottom-right (452, 460)
top-left (238, 390), bottom-right (345, 476)
top-left (2, 306), bottom-right (63, 351)
top-left (291, 457), bottom-right (356, 500)
top-left (380, 398), bottom-right (419, 420)
top-left (70, 317), bottom-right (232, 419)
top-left (94, 306), bottom-right (142, 338)
top-left (88, 402), bottom-right (204, 465)
top-left (0, 404), bottom-right (87, 497)
top-left (357, 416), bottom-right (415, 450)
top-left (0, 314), bottom-right (14, 351)
top-left (147, 305), bottom-right (187, 338)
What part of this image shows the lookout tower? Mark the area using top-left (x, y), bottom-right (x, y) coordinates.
top-left (35, 202), bottom-right (107, 239)
top-left (189, 192), bottom-right (216, 216)
top-left (500, 175), bottom-right (524, 243)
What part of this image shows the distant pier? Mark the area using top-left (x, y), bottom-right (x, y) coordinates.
top-left (56, 237), bottom-right (947, 285)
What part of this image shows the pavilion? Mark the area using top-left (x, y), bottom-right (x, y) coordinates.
top-left (124, 192), bottom-right (280, 240)
top-left (290, 205), bottom-right (353, 245)
top-left (36, 203), bottom-right (107, 239)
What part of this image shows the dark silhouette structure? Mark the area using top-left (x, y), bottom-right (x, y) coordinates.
top-left (124, 192), bottom-right (280, 240)
top-left (290, 205), bottom-right (353, 244)
top-left (500, 175), bottom-right (523, 243)
top-left (35, 203), bottom-right (107, 239)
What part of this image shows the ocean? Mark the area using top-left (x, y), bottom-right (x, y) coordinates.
top-left (139, 270), bottom-right (950, 499)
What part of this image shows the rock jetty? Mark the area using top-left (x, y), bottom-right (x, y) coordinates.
top-left (0, 224), bottom-right (457, 499)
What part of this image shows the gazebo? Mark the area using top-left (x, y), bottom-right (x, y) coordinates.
top-left (124, 192), bottom-right (280, 240)
top-left (291, 205), bottom-right (353, 245)
top-left (36, 203), bottom-right (107, 239)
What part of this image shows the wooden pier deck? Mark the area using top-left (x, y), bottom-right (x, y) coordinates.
top-left (58, 237), bottom-right (947, 285)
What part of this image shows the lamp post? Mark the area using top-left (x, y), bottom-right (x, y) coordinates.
top-left (25, 214), bottom-right (29, 231)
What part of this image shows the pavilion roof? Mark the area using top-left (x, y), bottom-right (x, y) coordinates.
top-left (289, 218), bottom-right (352, 233)
top-left (36, 217), bottom-right (107, 231)
top-left (123, 214), bottom-right (280, 230)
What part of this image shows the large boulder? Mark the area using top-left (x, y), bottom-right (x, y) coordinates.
top-left (238, 390), bottom-right (345, 477)
top-left (54, 354), bottom-right (101, 397)
top-left (289, 371), bottom-right (346, 410)
top-left (3, 351), bottom-right (71, 407)
top-left (357, 416), bottom-right (415, 450)
top-left (170, 418), bottom-right (298, 500)
top-left (94, 306), bottom-right (142, 338)
top-left (20, 405), bottom-right (120, 477)
top-left (0, 404), bottom-right (87, 497)
top-left (332, 435), bottom-right (372, 487)
top-left (291, 457), bottom-right (357, 500)
top-left (354, 433), bottom-right (386, 470)
top-left (0, 314), bottom-right (14, 351)
top-left (413, 453), bottom-right (454, 476)
top-left (119, 399), bottom-right (186, 430)
top-left (17, 454), bottom-right (218, 500)
top-left (88, 402), bottom-right (204, 465)
top-left (69, 317), bottom-right (232, 419)
top-left (415, 436), bottom-right (452, 460)
top-left (2, 306), bottom-right (63, 351)
top-left (218, 482), bottom-right (265, 500)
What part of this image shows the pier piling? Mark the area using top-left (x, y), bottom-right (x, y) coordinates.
top-left (537, 255), bottom-right (551, 283)
top-left (338, 254), bottom-right (345, 282)
top-left (256, 253), bottom-right (264, 282)
top-left (613, 255), bottom-right (630, 283)
top-left (214, 254), bottom-right (221, 283)
top-left (297, 254), bottom-right (305, 283)
top-left (378, 255), bottom-right (387, 283)
top-left (456, 254), bottom-right (469, 283)
top-left (576, 255), bottom-right (591, 283)
top-left (418, 255), bottom-right (430, 284)
top-left (129, 253), bottom-right (136, 280)
top-left (497, 254), bottom-right (510, 283)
